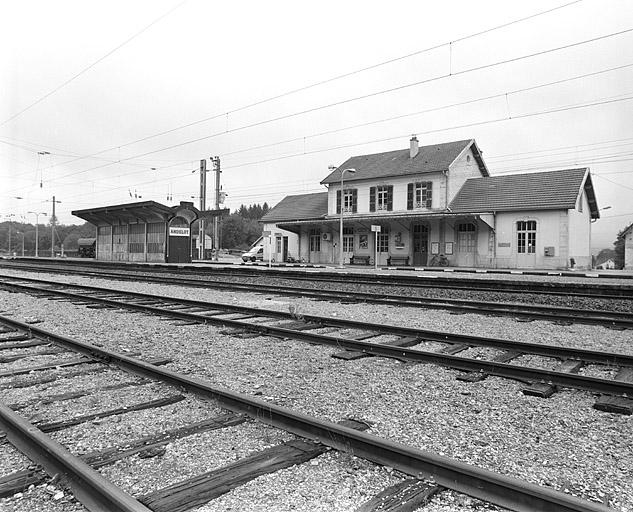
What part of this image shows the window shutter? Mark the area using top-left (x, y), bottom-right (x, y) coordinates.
top-left (426, 181), bottom-right (433, 208)
top-left (336, 190), bottom-right (341, 214)
top-left (387, 185), bottom-right (393, 211)
top-left (369, 187), bottom-right (376, 212)
top-left (407, 183), bottom-right (413, 210)
top-left (352, 189), bottom-right (358, 213)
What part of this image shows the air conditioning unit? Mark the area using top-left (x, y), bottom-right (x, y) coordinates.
top-left (322, 233), bottom-right (331, 241)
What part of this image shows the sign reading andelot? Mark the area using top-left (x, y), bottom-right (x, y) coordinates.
top-left (169, 227), bottom-right (190, 237)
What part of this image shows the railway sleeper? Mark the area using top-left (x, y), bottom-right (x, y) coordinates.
top-left (138, 419), bottom-right (369, 512)
top-left (332, 336), bottom-right (420, 361)
top-left (0, 413), bottom-right (246, 499)
top-left (456, 350), bottom-right (522, 383)
top-left (593, 367), bottom-right (633, 415)
top-left (522, 359), bottom-right (584, 398)
top-left (356, 478), bottom-right (443, 512)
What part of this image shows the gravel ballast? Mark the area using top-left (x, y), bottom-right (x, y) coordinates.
top-left (0, 270), bottom-right (631, 511)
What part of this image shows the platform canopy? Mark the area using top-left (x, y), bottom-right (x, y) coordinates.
top-left (72, 201), bottom-right (229, 226)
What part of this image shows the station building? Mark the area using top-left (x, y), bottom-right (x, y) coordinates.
top-left (72, 201), bottom-right (222, 263)
top-left (261, 137), bottom-right (600, 269)
top-left (623, 223), bottom-right (633, 270)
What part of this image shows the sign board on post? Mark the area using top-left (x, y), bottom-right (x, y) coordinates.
top-left (371, 225), bottom-right (381, 269)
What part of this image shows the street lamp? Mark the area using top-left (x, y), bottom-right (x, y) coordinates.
top-left (338, 167), bottom-right (356, 268)
top-left (28, 211), bottom-right (47, 257)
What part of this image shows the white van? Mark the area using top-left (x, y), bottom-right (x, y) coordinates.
top-left (241, 245), bottom-right (264, 262)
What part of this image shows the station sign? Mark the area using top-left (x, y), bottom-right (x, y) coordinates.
top-left (169, 227), bottom-right (190, 237)
top-left (370, 225), bottom-right (381, 232)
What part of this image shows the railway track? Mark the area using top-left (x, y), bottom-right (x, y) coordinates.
top-left (1, 274), bottom-right (632, 411)
top-left (0, 316), bottom-right (614, 512)
top-left (1, 268), bottom-right (632, 330)
top-left (3, 258), bottom-right (633, 299)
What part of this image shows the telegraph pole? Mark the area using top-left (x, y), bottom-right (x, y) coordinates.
top-left (47, 196), bottom-right (62, 257)
top-left (212, 156), bottom-right (221, 261)
top-left (198, 159), bottom-right (207, 260)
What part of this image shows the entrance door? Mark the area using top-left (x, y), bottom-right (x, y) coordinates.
top-left (456, 222), bottom-right (477, 267)
top-left (516, 220), bottom-right (537, 268)
top-left (282, 236), bottom-right (288, 262)
top-left (309, 231), bottom-right (321, 263)
top-left (167, 217), bottom-right (191, 263)
top-left (412, 224), bottom-right (429, 266)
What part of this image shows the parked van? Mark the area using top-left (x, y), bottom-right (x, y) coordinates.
top-left (242, 245), bottom-right (264, 262)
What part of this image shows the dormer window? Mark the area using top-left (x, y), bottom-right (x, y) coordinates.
top-left (407, 181), bottom-right (433, 210)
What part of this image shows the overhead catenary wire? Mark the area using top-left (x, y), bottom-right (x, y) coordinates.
top-left (17, 0), bottom-right (584, 174)
top-left (9, 26), bottom-right (633, 195)
top-left (0, 0), bottom-right (188, 128)
top-left (35, 92), bottom-right (633, 207)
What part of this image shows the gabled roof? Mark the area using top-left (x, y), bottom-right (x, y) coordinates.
top-left (260, 192), bottom-right (328, 223)
top-left (320, 139), bottom-right (488, 184)
top-left (448, 168), bottom-right (600, 219)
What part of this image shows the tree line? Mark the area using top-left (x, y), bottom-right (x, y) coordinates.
top-left (0, 203), bottom-right (271, 256)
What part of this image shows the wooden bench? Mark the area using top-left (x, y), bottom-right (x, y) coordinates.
top-left (387, 255), bottom-right (409, 266)
top-left (350, 255), bottom-right (371, 265)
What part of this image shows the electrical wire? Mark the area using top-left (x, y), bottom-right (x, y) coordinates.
top-left (0, 0), bottom-right (188, 128)
top-left (11, 27), bottom-right (633, 193)
top-left (18, 0), bottom-right (583, 172)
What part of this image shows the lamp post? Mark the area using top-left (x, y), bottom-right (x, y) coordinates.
top-left (338, 167), bottom-right (356, 268)
top-left (28, 211), bottom-right (47, 257)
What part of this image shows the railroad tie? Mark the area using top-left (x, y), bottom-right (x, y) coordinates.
top-left (456, 350), bottom-right (522, 383)
top-left (138, 419), bottom-right (370, 512)
top-left (593, 367), bottom-right (633, 415)
top-left (522, 359), bottom-right (583, 398)
top-left (355, 478), bottom-right (443, 512)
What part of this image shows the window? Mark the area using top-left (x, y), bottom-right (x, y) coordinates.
top-left (517, 220), bottom-right (536, 254)
top-left (309, 229), bottom-right (321, 252)
top-left (377, 227), bottom-right (389, 253)
top-left (343, 227), bottom-right (354, 252)
top-left (457, 223), bottom-right (476, 253)
top-left (408, 182), bottom-right (433, 209)
top-left (336, 188), bottom-right (357, 214)
top-left (369, 185), bottom-right (393, 212)
top-left (377, 186), bottom-right (389, 210)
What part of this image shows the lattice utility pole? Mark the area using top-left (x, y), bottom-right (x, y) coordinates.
top-left (198, 159), bottom-right (208, 260)
top-left (212, 156), bottom-right (221, 261)
top-left (47, 196), bottom-right (62, 257)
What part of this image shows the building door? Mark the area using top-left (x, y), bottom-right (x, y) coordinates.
top-left (516, 220), bottom-right (537, 268)
top-left (456, 222), bottom-right (477, 267)
top-left (309, 230), bottom-right (321, 263)
top-left (167, 217), bottom-right (191, 263)
top-left (282, 236), bottom-right (288, 262)
top-left (412, 224), bottom-right (429, 266)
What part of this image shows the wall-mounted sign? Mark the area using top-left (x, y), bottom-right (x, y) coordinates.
top-left (370, 225), bottom-right (381, 232)
top-left (169, 227), bottom-right (190, 237)
top-left (498, 242), bottom-right (511, 247)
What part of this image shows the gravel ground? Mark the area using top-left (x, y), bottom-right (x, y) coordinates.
top-left (0, 271), bottom-right (631, 511)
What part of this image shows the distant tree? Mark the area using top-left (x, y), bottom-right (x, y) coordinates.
top-left (614, 226), bottom-right (629, 269)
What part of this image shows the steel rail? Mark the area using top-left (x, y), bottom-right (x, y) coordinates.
top-left (1, 269), bottom-right (631, 329)
top-left (2, 259), bottom-right (633, 299)
top-left (0, 315), bottom-right (612, 512)
top-left (0, 402), bottom-right (151, 512)
top-left (2, 278), bottom-right (632, 396)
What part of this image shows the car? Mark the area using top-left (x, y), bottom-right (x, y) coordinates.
top-left (242, 245), bottom-right (264, 262)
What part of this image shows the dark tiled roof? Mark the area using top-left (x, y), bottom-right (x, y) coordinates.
top-left (448, 168), bottom-right (594, 215)
top-left (320, 139), bottom-right (484, 184)
top-left (260, 192), bottom-right (328, 223)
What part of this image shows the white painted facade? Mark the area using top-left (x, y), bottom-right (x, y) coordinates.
top-left (262, 140), bottom-right (597, 269)
top-left (625, 225), bottom-right (633, 270)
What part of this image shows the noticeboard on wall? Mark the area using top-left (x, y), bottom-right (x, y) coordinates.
top-left (444, 242), bottom-right (453, 255)
top-left (431, 242), bottom-right (440, 255)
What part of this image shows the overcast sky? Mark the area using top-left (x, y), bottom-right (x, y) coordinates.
top-left (1, 0), bottom-right (632, 250)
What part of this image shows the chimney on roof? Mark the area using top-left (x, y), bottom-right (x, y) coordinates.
top-left (410, 135), bottom-right (419, 159)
